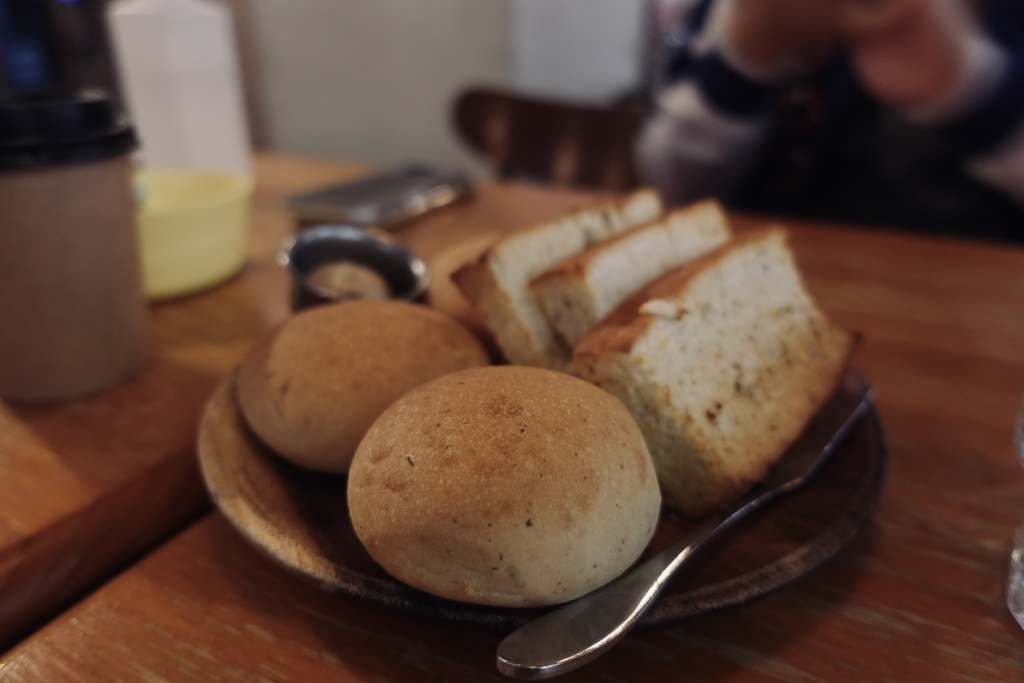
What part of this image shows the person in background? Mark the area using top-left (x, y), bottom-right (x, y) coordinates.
top-left (636, 0), bottom-right (1024, 242)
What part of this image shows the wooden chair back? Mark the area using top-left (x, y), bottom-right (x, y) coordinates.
top-left (452, 87), bottom-right (647, 191)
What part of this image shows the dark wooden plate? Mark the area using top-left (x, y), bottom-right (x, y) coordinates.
top-left (197, 371), bottom-right (886, 632)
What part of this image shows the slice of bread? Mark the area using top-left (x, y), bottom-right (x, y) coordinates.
top-left (529, 200), bottom-right (730, 351)
top-left (574, 228), bottom-right (854, 518)
top-left (452, 189), bottom-right (663, 370)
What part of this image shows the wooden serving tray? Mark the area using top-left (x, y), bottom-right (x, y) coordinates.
top-left (197, 370), bottom-right (886, 631)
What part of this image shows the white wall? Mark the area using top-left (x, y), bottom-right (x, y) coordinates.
top-left (249, 0), bottom-right (647, 171)
top-left (250, 0), bottom-right (511, 171)
top-left (511, 0), bottom-right (648, 103)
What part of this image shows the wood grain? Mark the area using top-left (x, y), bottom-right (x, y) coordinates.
top-left (2, 154), bottom-right (1024, 680)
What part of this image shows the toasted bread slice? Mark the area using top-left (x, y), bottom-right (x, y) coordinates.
top-left (452, 189), bottom-right (662, 370)
top-left (530, 200), bottom-right (730, 351)
top-left (574, 228), bottom-right (854, 517)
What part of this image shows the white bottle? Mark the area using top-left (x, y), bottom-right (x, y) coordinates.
top-left (107, 0), bottom-right (253, 177)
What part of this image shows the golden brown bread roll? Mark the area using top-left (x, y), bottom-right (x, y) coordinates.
top-left (236, 300), bottom-right (489, 474)
top-left (347, 365), bottom-right (661, 607)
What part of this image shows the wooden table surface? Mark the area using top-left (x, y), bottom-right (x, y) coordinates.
top-left (2, 152), bottom-right (1024, 681)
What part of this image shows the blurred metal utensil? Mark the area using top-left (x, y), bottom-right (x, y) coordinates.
top-left (496, 370), bottom-right (873, 680)
top-left (286, 166), bottom-right (472, 229)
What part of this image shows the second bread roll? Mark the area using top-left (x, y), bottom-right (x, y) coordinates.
top-left (236, 300), bottom-right (489, 474)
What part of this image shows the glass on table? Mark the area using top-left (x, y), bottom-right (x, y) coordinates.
top-left (1007, 397), bottom-right (1024, 628)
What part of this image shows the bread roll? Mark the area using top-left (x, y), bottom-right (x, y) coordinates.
top-left (347, 365), bottom-right (661, 607)
top-left (236, 300), bottom-right (489, 474)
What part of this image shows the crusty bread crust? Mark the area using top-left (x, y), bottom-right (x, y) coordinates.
top-left (347, 365), bottom-right (662, 607)
top-left (452, 189), bottom-right (662, 370)
top-left (530, 200), bottom-right (730, 349)
top-left (575, 228), bottom-right (854, 517)
top-left (425, 232), bottom-right (499, 346)
top-left (236, 301), bottom-right (489, 474)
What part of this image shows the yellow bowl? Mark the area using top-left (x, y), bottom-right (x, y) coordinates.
top-left (135, 168), bottom-right (254, 300)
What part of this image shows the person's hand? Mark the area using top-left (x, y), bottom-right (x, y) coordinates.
top-left (724, 0), bottom-right (843, 79)
top-left (836, 0), bottom-right (980, 109)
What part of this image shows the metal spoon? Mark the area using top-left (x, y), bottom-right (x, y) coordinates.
top-left (496, 371), bottom-right (873, 680)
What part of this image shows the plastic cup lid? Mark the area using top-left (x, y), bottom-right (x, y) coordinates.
top-left (0, 88), bottom-right (137, 169)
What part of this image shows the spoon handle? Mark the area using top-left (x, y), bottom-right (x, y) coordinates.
top-left (496, 372), bottom-right (872, 680)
